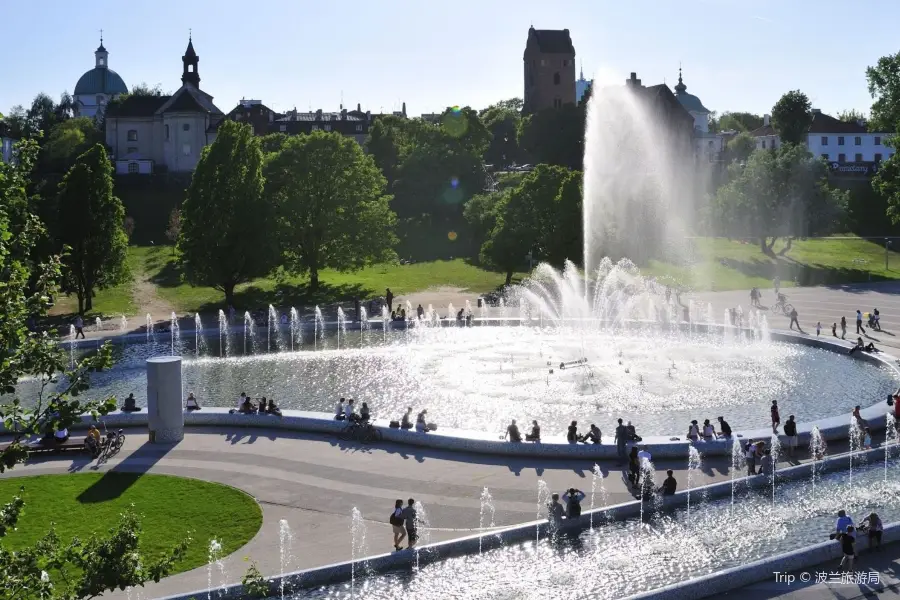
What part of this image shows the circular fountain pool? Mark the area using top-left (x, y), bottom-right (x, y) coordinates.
top-left (32, 324), bottom-right (899, 437)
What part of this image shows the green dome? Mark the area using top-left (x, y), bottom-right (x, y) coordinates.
top-left (676, 92), bottom-right (710, 114)
top-left (74, 68), bottom-right (128, 96)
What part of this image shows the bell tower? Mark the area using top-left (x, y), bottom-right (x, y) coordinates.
top-left (182, 33), bottom-right (200, 87)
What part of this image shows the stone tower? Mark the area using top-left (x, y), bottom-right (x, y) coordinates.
top-left (523, 27), bottom-right (576, 114)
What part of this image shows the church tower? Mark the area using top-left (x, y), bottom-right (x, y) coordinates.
top-left (95, 34), bottom-right (109, 68)
top-left (182, 35), bottom-right (200, 87)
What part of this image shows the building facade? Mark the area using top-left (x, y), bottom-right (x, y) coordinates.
top-left (625, 72), bottom-right (695, 153)
top-left (523, 27), bottom-right (576, 114)
top-left (672, 68), bottom-right (726, 162)
top-left (104, 37), bottom-right (223, 174)
top-left (74, 37), bottom-right (129, 119)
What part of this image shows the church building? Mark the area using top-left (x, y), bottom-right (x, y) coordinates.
top-left (104, 36), bottom-right (223, 174)
top-left (672, 68), bottom-right (724, 161)
top-left (73, 36), bottom-right (129, 119)
top-left (523, 27), bottom-right (577, 114)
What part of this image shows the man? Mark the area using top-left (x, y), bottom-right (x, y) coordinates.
top-left (121, 393), bottom-right (141, 412)
top-left (505, 419), bottom-right (522, 442)
top-left (561, 488), bottom-right (585, 519)
top-left (789, 307), bottom-right (802, 332)
top-left (74, 315), bottom-right (85, 340)
top-left (783, 415), bottom-right (798, 456)
top-left (417, 304), bottom-right (425, 319)
top-left (840, 316), bottom-right (847, 340)
top-left (85, 425), bottom-right (102, 458)
top-left (386, 288), bottom-right (394, 313)
top-left (835, 510), bottom-right (854, 537)
top-left (582, 424), bottom-right (601, 444)
top-left (839, 526), bottom-right (856, 572)
top-left (335, 398), bottom-right (346, 421)
top-left (345, 398), bottom-right (357, 422)
top-left (546, 493), bottom-right (565, 527)
top-left (856, 309), bottom-right (865, 334)
top-left (717, 416), bottom-right (732, 438)
top-left (659, 470), bottom-right (677, 495)
top-left (614, 418), bottom-right (629, 463)
top-left (771, 400), bottom-right (780, 433)
top-left (402, 498), bottom-right (419, 549)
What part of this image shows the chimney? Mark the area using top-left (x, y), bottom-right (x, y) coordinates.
top-left (357, 103), bottom-right (361, 112)
top-left (402, 102), bottom-right (407, 117)
top-left (626, 72), bottom-right (641, 87)
top-left (811, 108), bottom-right (821, 114)
top-left (366, 110), bottom-right (371, 121)
top-left (763, 114), bottom-right (770, 126)
top-left (341, 108), bottom-right (347, 120)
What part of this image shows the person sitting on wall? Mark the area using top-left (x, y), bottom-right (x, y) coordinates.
top-left (525, 420), bottom-right (541, 442)
top-left (716, 416), bottom-right (732, 438)
top-left (121, 393), bottom-right (141, 412)
top-left (85, 424), bottom-right (102, 458)
top-left (505, 419), bottom-right (522, 442)
top-left (266, 398), bottom-right (282, 417)
top-left (415, 409), bottom-right (428, 432)
top-left (239, 396), bottom-right (257, 414)
top-left (359, 402), bottom-right (370, 423)
top-left (659, 470), bottom-right (677, 495)
top-left (581, 424), bottom-right (601, 444)
top-left (401, 407), bottom-right (413, 430)
top-left (626, 420), bottom-right (642, 442)
top-left (185, 392), bottom-right (201, 411)
top-left (258, 398), bottom-right (268, 413)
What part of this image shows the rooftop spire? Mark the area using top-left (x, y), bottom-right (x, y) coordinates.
top-left (97, 28), bottom-right (106, 52)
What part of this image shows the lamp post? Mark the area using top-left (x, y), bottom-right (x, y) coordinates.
top-left (886, 238), bottom-right (892, 271)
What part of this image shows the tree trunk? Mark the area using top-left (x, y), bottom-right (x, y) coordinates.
top-left (76, 291), bottom-right (85, 316)
top-left (85, 294), bottom-right (93, 312)
top-left (777, 237), bottom-right (794, 256)
top-left (760, 237), bottom-right (777, 258)
top-left (505, 270), bottom-right (513, 286)
top-left (309, 266), bottom-right (320, 292)
top-left (223, 283), bottom-right (236, 308)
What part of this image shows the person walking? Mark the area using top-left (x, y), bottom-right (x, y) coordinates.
top-left (789, 307), bottom-right (802, 332)
top-left (783, 415), bottom-right (798, 456)
top-left (614, 418), bottom-right (629, 464)
top-left (839, 526), bottom-right (856, 572)
top-left (74, 315), bottom-right (86, 339)
top-left (389, 499), bottom-right (407, 551)
top-left (402, 498), bottom-right (419, 550)
top-left (856, 310), bottom-right (866, 335)
top-left (771, 400), bottom-right (781, 433)
top-left (816, 321), bottom-right (821, 336)
top-left (840, 316), bottom-right (847, 340)
top-left (385, 288), bottom-right (394, 313)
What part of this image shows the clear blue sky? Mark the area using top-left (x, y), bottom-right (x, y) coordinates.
top-left (2, 0), bottom-right (898, 118)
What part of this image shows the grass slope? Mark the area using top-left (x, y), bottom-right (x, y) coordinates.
top-left (0, 473), bottom-right (262, 577)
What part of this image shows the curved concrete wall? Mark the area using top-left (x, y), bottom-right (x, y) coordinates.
top-left (152, 445), bottom-right (895, 600)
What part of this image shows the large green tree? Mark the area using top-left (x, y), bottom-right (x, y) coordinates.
top-left (518, 104), bottom-right (585, 170)
top-left (710, 111), bottom-right (764, 133)
top-left (56, 144), bottom-right (129, 314)
top-left (0, 136), bottom-right (189, 599)
top-left (771, 90), bottom-right (813, 145)
top-left (713, 143), bottom-right (848, 256)
top-left (872, 153), bottom-right (900, 224)
top-left (480, 99), bottom-right (522, 169)
top-left (178, 120), bottom-right (277, 306)
top-left (866, 51), bottom-right (900, 132)
top-left (265, 131), bottom-right (397, 291)
top-left (41, 117), bottom-right (101, 173)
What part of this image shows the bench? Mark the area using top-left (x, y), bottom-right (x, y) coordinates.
top-left (0, 439), bottom-right (86, 455)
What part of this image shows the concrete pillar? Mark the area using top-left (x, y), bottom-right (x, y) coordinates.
top-left (146, 356), bottom-right (184, 443)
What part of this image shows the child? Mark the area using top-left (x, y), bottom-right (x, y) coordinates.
top-left (832, 323), bottom-right (837, 337)
top-left (864, 427), bottom-right (872, 450)
top-left (816, 321), bottom-right (821, 336)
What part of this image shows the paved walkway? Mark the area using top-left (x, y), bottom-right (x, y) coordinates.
top-left (0, 425), bottom-right (831, 599)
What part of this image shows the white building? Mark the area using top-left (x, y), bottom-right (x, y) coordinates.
top-left (750, 109), bottom-right (894, 176)
top-left (104, 37), bottom-right (223, 174)
top-left (672, 68), bottom-right (726, 162)
top-left (73, 36), bottom-right (129, 119)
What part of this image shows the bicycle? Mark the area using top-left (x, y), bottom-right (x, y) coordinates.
top-left (100, 422), bottom-right (126, 459)
top-left (338, 420), bottom-right (383, 444)
top-left (771, 294), bottom-right (794, 316)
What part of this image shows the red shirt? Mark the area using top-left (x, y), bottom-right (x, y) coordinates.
top-left (894, 396), bottom-right (900, 419)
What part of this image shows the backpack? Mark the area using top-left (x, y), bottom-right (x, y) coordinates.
top-left (389, 510), bottom-right (403, 527)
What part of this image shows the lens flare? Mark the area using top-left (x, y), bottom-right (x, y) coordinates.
top-left (448, 231), bottom-right (458, 241)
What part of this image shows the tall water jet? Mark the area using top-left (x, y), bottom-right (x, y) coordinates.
top-left (686, 445), bottom-right (702, 525)
top-left (289, 307), bottom-right (300, 351)
top-left (350, 507), bottom-right (367, 597)
top-left (730, 437), bottom-right (745, 514)
top-left (809, 425), bottom-right (825, 493)
top-left (412, 501), bottom-right (430, 571)
top-left (478, 487), bottom-right (496, 554)
top-left (886, 414), bottom-right (898, 485)
top-left (194, 313), bottom-right (205, 357)
top-left (314, 306), bottom-right (325, 350)
top-left (359, 306), bottom-right (369, 343)
top-left (170, 312), bottom-right (179, 355)
top-left (217, 310), bottom-right (229, 357)
top-left (849, 418), bottom-right (863, 488)
top-left (206, 539), bottom-right (226, 600)
top-left (243, 311), bottom-right (255, 355)
top-left (279, 519), bottom-right (293, 599)
top-left (588, 464), bottom-right (608, 528)
top-left (535, 480), bottom-right (551, 542)
top-left (466, 299), bottom-right (474, 326)
top-left (94, 316), bottom-right (102, 332)
top-left (769, 433), bottom-right (781, 509)
top-left (145, 313), bottom-right (154, 345)
top-left (638, 455), bottom-right (656, 530)
top-left (498, 298), bottom-right (505, 327)
top-left (119, 315), bottom-right (128, 334)
top-left (707, 303), bottom-right (714, 325)
top-left (337, 307), bottom-right (346, 349)
top-left (447, 302), bottom-right (456, 327)
top-left (479, 299), bottom-right (486, 325)
top-left (267, 304), bottom-right (276, 352)
top-left (381, 305), bottom-right (389, 342)
top-left (69, 325), bottom-right (77, 369)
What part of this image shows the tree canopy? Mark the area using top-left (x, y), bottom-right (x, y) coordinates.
top-left (771, 90), bottom-right (813, 145)
top-left (710, 111), bottom-right (764, 133)
top-left (479, 99), bottom-right (522, 169)
top-left (866, 51), bottom-right (900, 133)
top-left (265, 131), bottom-right (397, 291)
top-left (518, 104), bottom-right (585, 170)
top-left (177, 120), bottom-right (278, 305)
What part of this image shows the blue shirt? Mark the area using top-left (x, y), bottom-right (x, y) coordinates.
top-left (836, 515), bottom-right (853, 533)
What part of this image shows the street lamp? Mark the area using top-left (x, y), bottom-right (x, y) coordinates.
top-left (886, 238), bottom-right (892, 271)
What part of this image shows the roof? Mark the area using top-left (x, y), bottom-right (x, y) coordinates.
top-left (673, 71), bottom-right (710, 114)
top-left (749, 124), bottom-right (776, 137)
top-left (156, 86), bottom-right (223, 115)
top-left (184, 38), bottom-right (197, 58)
top-left (527, 27), bottom-right (575, 54)
top-left (165, 91), bottom-right (208, 112)
top-left (275, 111), bottom-right (367, 122)
top-left (106, 95), bottom-right (170, 117)
top-left (74, 67), bottom-right (128, 96)
top-left (808, 111), bottom-right (867, 134)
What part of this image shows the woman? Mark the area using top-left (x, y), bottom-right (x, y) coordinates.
top-left (360, 402), bottom-right (370, 423)
top-left (525, 420), bottom-right (541, 442)
top-left (415, 409), bottom-right (428, 432)
top-left (185, 392), bottom-right (201, 411)
top-left (267, 398), bottom-right (282, 417)
top-left (861, 512), bottom-right (883, 550)
top-left (389, 499), bottom-right (407, 551)
top-left (744, 440), bottom-right (757, 475)
top-left (701, 419), bottom-right (716, 441)
top-left (567, 421), bottom-right (579, 444)
top-left (686, 420), bottom-right (700, 442)
top-left (627, 446), bottom-right (640, 489)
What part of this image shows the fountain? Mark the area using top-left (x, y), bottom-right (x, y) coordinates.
top-left (412, 501), bottom-right (430, 570)
top-left (243, 311), bottom-right (254, 355)
top-left (94, 316), bottom-right (102, 332)
top-left (145, 313), bottom-right (153, 345)
top-left (170, 312), bottom-right (179, 355)
top-left (194, 313), bottom-right (206, 357)
top-left (886, 414), bottom-right (898, 485)
top-left (119, 314), bottom-right (128, 334)
top-left (535, 480), bottom-right (551, 542)
top-left (278, 519), bottom-right (293, 599)
top-left (68, 325), bottom-right (76, 368)
top-left (380, 305), bottom-right (389, 341)
top-left (730, 437), bottom-right (745, 514)
top-left (809, 425), bottom-right (825, 493)
top-left (769, 433), bottom-right (781, 509)
top-left (267, 305), bottom-right (278, 352)
top-left (289, 308), bottom-right (300, 351)
top-left (206, 539), bottom-right (226, 600)
top-left (478, 487), bottom-right (496, 554)
top-left (350, 508), bottom-right (367, 598)
top-left (337, 307), bottom-right (346, 349)
top-left (589, 464), bottom-right (608, 528)
top-left (686, 445), bottom-right (702, 525)
top-left (359, 306), bottom-right (369, 343)
top-left (314, 306), bottom-right (325, 350)
top-left (217, 310), bottom-right (229, 357)
top-left (849, 418), bottom-right (863, 487)
top-left (447, 302), bottom-right (455, 327)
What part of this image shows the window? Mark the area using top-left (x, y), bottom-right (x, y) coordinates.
top-left (127, 129), bottom-right (138, 142)
top-left (280, 124), bottom-right (287, 132)
top-left (553, 72), bottom-right (560, 85)
top-left (876, 153), bottom-right (883, 162)
top-left (855, 153), bottom-right (863, 162)
top-left (165, 124), bottom-right (169, 140)
top-left (126, 147), bottom-right (138, 154)
top-left (855, 136), bottom-right (862, 146)
top-left (838, 153), bottom-right (846, 162)
top-left (838, 136), bottom-right (845, 146)
top-left (762, 140), bottom-right (767, 149)
top-left (563, 59), bottom-right (568, 67)
top-left (127, 162), bottom-right (138, 174)
top-left (182, 123), bottom-right (190, 131)
top-left (355, 124), bottom-right (363, 132)
top-left (821, 153), bottom-right (829, 160)
top-left (553, 98), bottom-right (562, 109)
top-left (324, 125), bottom-right (332, 131)
top-left (821, 136), bottom-right (828, 146)
top-left (98, 58), bottom-right (105, 66)
top-left (876, 136), bottom-right (882, 145)
top-left (182, 144), bottom-right (191, 156)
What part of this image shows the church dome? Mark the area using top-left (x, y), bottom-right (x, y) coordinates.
top-left (673, 69), bottom-right (709, 114)
top-left (74, 67), bottom-right (128, 96)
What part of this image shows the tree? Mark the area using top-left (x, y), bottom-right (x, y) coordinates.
top-left (56, 145), bottom-right (129, 313)
top-left (837, 109), bottom-right (867, 125)
top-left (713, 143), bottom-right (848, 256)
top-left (518, 104), bottom-right (585, 169)
top-left (25, 92), bottom-right (73, 138)
top-left (259, 132), bottom-right (288, 154)
top-left (42, 117), bottom-right (101, 169)
top-left (129, 82), bottom-right (166, 96)
top-left (771, 90), bottom-right (813, 145)
top-left (711, 111), bottom-right (764, 133)
top-left (165, 208), bottom-right (181, 255)
top-left (480, 99), bottom-right (522, 168)
top-left (178, 120), bottom-right (278, 306)
top-left (725, 132), bottom-right (757, 164)
top-left (872, 153), bottom-right (900, 224)
top-left (0, 140), bottom-right (190, 599)
top-left (1, 105), bottom-right (32, 139)
top-left (866, 51), bottom-right (900, 133)
top-left (265, 131), bottom-right (397, 291)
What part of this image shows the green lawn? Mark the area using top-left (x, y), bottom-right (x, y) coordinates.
top-left (49, 250), bottom-right (143, 318)
top-left (640, 236), bottom-right (900, 291)
top-left (0, 473), bottom-right (262, 578)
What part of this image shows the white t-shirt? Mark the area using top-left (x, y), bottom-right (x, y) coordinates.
top-left (335, 402), bottom-right (344, 415)
top-left (688, 424), bottom-right (700, 438)
top-left (702, 424), bottom-right (714, 437)
top-left (238, 395), bottom-right (246, 409)
top-left (186, 396), bottom-right (199, 408)
top-left (345, 403), bottom-right (355, 417)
